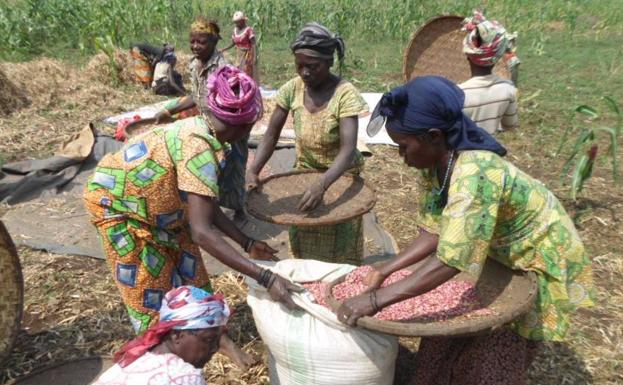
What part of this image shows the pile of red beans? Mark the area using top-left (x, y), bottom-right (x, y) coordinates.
top-left (303, 265), bottom-right (492, 321)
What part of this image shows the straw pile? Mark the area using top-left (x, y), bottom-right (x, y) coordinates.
top-left (84, 48), bottom-right (133, 85)
top-left (0, 68), bottom-right (30, 116)
top-left (0, 58), bottom-right (162, 162)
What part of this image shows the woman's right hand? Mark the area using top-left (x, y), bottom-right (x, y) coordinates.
top-left (154, 109), bottom-right (172, 124)
top-left (363, 265), bottom-right (387, 290)
top-left (246, 171), bottom-right (261, 190)
top-left (267, 275), bottom-right (303, 310)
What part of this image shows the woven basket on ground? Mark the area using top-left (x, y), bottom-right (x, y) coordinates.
top-left (402, 15), bottom-right (511, 83)
top-left (6, 356), bottom-right (113, 385)
top-left (0, 221), bottom-right (23, 368)
top-left (246, 170), bottom-right (377, 226)
top-left (326, 257), bottom-right (537, 337)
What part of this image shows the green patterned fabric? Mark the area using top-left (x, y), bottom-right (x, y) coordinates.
top-left (419, 150), bottom-right (595, 341)
top-left (106, 222), bottom-right (136, 257)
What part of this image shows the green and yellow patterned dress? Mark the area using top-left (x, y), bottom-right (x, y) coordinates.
top-left (275, 76), bottom-right (368, 265)
top-left (84, 117), bottom-right (227, 333)
top-left (419, 150), bottom-right (595, 341)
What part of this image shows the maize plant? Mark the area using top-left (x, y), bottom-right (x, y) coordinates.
top-left (559, 97), bottom-right (621, 201)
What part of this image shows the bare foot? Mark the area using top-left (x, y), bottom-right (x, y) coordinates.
top-left (218, 334), bottom-right (258, 370)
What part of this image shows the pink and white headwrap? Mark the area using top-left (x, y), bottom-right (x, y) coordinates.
top-left (206, 64), bottom-right (262, 125)
top-left (114, 286), bottom-right (230, 368)
top-left (461, 10), bottom-right (516, 67)
top-left (159, 286), bottom-right (230, 329)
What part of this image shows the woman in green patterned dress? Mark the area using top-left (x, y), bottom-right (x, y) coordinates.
top-left (247, 23), bottom-right (368, 265)
top-left (336, 76), bottom-right (595, 385)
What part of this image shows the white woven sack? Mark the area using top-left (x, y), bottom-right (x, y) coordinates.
top-left (246, 259), bottom-right (398, 385)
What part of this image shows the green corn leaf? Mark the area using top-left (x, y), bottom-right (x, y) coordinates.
top-left (602, 96), bottom-right (621, 117)
top-left (560, 129), bottom-right (594, 184)
top-left (570, 153), bottom-right (590, 201)
top-left (575, 105), bottom-right (599, 119)
top-left (594, 126), bottom-right (620, 184)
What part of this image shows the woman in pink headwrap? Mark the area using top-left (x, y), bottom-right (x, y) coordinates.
top-left (94, 286), bottom-right (230, 385)
top-left (85, 66), bottom-right (300, 371)
top-left (459, 10), bottom-right (520, 135)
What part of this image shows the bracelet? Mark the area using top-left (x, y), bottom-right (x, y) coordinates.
top-left (257, 268), bottom-right (273, 288)
top-left (266, 273), bottom-right (277, 290)
top-left (256, 268), bottom-right (266, 286)
top-left (369, 290), bottom-right (379, 313)
top-left (244, 238), bottom-right (255, 253)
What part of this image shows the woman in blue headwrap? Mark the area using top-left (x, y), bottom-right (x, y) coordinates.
top-left (336, 76), bottom-right (594, 384)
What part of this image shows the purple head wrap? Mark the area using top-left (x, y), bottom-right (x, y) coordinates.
top-left (206, 65), bottom-right (262, 125)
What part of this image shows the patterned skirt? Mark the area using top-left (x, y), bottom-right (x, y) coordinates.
top-left (84, 199), bottom-right (211, 334)
top-left (236, 47), bottom-right (259, 83)
top-left (129, 47), bottom-right (153, 86)
top-left (410, 329), bottom-right (540, 385)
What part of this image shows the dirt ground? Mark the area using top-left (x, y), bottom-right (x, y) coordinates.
top-left (0, 55), bottom-right (622, 384)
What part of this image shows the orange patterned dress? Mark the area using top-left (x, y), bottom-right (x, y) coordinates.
top-left (84, 117), bottom-right (228, 333)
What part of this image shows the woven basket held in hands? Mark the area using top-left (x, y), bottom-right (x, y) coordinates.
top-left (326, 257), bottom-right (537, 337)
top-left (403, 15), bottom-right (511, 83)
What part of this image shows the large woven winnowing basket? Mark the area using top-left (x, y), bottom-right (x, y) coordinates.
top-left (403, 15), bottom-right (511, 83)
top-left (326, 257), bottom-right (537, 337)
top-left (0, 220), bottom-right (24, 367)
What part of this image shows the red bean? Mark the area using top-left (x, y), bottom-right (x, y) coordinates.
top-left (302, 266), bottom-right (493, 321)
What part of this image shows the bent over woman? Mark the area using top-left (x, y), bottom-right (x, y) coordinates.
top-left (337, 76), bottom-right (594, 385)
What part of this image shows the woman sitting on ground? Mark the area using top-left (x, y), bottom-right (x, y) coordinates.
top-left (129, 43), bottom-right (185, 95)
top-left (93, 286), bottom-right (229, 385)
top-left (336, 76), bottom-right (595, 385)
top-left (247, 22), bottom-right (368, 265)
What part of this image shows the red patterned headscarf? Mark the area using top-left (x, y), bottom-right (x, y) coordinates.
top-left (114, 286), bottom-right (230, 368)
top-left (461, 10), bottom-right (516, 67)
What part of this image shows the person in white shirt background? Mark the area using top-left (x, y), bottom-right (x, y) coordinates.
top-left (458, 10), bottom-right (520, 135)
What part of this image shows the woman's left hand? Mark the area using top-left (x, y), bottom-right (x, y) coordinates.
top-left (248, 240), bottom-right (279, 261)
top-left (336, 293), bottom-right (377, 327)
top-left (298, 181), bottom-right (325, 212)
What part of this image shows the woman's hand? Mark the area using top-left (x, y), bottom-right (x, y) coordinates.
top-left (268, 275), bottom-right (303, 310)
top-left (248, 240), bottom-right (278, 261)
top-left (154, 109), bottom-right (172, 124)
top-left (298, 180), bottom-right (325, 212)
top-left (246, 171), bottom-right (261, 190)
top-left (363, 266), bottom-right (387, 290)
top-left (336, 293), bottom-right (377, 327)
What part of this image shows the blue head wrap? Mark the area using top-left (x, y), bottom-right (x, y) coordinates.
top-left (371, 76), bottom-right (506, 156)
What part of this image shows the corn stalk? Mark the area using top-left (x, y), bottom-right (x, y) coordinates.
top-left (94, 35), bottom-right (120, 86)
top-left (560, 97), bottom-right (621, 201)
